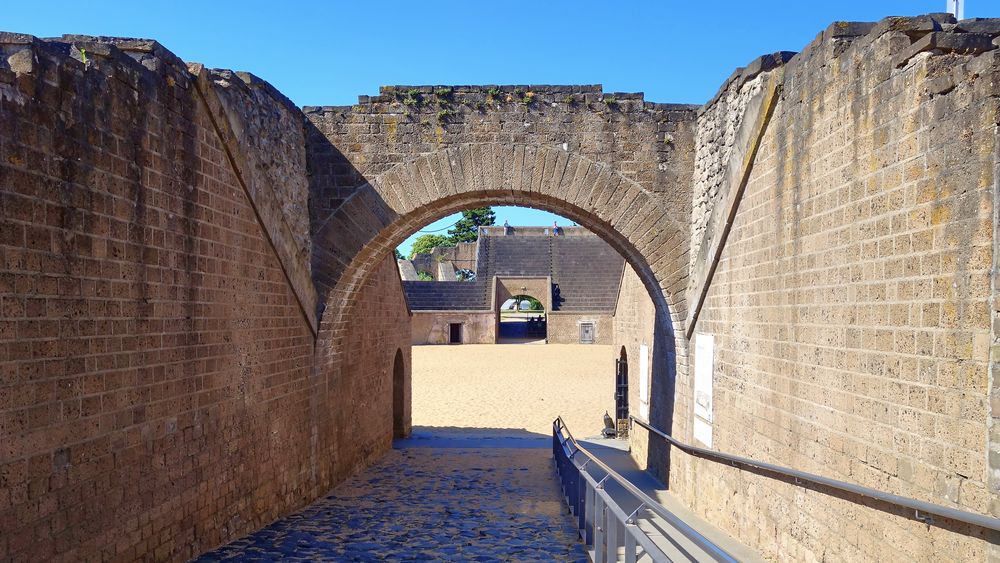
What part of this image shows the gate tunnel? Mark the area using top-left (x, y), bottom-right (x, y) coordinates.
top-left (310, 144), bottom-right (689, 479)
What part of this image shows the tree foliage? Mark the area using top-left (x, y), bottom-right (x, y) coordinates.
top-left (409, 234), bottom-right (453, 258)
top-left (447, 207), bottom-right (496, 243)
top-left (416, 271), bottom-right (434, 281)
top-left (394, 249), bottom-right (404, 260)
top-left (406, 206), bottom-right (495, 261)
top-left (509, 294), bottom-right (544, 311)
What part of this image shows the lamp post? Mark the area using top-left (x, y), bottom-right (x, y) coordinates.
top-left (947, 0), bottom-right (965, 20)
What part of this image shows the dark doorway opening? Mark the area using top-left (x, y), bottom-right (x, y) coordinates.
top-left (449, 323), bottom-right (462, 344)
top-left (615, 346), bottom-right (629, 437)
top-left (393, 349), bottom-right (405, 438)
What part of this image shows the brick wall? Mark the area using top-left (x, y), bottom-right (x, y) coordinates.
top-left (0, 34), bottom-right (411, 561)
top-left (675, 19), bottom-right (1000, 561)
top-left (196, 66), bottom-right (317, 328)
top-left (320, 257), bottom-right (412, 478)
top-left (6, 13), bottom-right (1000, 563)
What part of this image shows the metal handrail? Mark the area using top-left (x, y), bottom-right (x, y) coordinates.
top-left (553, 416), bottom-right (739, 562)
top-left (630, 416), bottom-right (1000, 533)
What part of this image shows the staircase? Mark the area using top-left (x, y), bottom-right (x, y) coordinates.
top-left (401, 280), bottom-right (489, 310)
top-left (550, 236), bottom-right (624, 312)
top-left (487, 236), bottom-right (552, 277)
top-left (403, 229), bottom-right (626, 313)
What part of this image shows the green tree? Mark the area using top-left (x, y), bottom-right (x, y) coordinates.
top-left (447, 207), bottom-right (496, 243)
top-left (509, 294), bottom-right (543, 311)
top-left (394, 249), bottom-right (404, 260)
top-left (416, 271), bottom-right (434, 281)
top-left (409, 234), bottom-right (453, 258)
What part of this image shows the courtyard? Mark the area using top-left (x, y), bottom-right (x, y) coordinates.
top-left (198, 343), bottom-right (614, 561)
top-left (411, 344), bottom-right (616, 438)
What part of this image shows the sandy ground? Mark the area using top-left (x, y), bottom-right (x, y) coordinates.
top-left (412, 344), bottom-right (615, 438)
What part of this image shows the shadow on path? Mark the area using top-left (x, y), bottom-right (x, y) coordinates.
top-left (195, 427), bottom-right (587, 562)
top-left (399, 425), bottom-right (550, 449)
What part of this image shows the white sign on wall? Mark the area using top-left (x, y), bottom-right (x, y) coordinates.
top-left (638, 343), bottom-right (650, 420)
top-left (693, 333), bottom-right (714, 448)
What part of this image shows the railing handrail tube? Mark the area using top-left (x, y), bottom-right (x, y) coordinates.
top-left (554, 417), bottom-right (739, 563)
top-left (630, 415), bottom-right (1000, 533)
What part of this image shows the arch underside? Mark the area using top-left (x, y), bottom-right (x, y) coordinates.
top-left (312, 143), bottom-right (691, 376)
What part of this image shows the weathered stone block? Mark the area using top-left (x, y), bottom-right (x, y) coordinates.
top-left (894, 32), bottom-right (997, 68)
top-left (957, 18), bottom-right (1000, 36)
top-left (6, 48), bottom-right (34, 75)
top-left (824, 20), bottom-right (877, 39)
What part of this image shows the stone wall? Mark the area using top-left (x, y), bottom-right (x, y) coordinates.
top-left (306, 112), bottom-right (697, 431)
top-left (202, 68), bottom-right (312, 275)
top-left (323, 257), bottom-right (412, 475)
top-left (410, 241), bottom-right (477, 280)
top-left (397, 259), bottom-right (419, 281)
top-left (548, 312), bottom-right (613, 344)
top-left (196, 66), bottom-right (317, 329)
top-left (7, 12), bottom-right (1000, 563)
top-left (411, 311), bottom-right (494, 344)
top-left (613, 264), bottom-right (658, 467)
top-left (410, 309), bottom-right (612, 345)
top-left (675, 17), bottom-right (1000, 561)
top-left (304, 85), bottom-right (698, 235)
top-left (0, 34), bottom-right (411, 561)
top-left (495, 277), bottom-right (550, 312)
top-left (690, 55), bottom-right (787, 269)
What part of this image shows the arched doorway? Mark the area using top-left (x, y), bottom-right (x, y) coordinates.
top-left (313, 142), bottom-right (687, 480)
top-left (392, 348), bottom-right (406, 438)
top-left (615, 346), bottom-right (629, 437)
top-left (498, 294), bottom-right (547, 343)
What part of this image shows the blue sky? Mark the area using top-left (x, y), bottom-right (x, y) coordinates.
top-left (6, 1), bottom-right (991, 255)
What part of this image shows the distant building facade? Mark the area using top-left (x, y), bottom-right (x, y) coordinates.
top-left (399, 226), bottom-right (623, 345)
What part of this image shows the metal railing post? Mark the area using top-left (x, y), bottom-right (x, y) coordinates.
top-left (570, 458), bottom-right (580, 514)
top-left (553, 417), bottom-right (737, 563)
top-left (624, 527), bottom-right (637, 563)
top-left (594, 491), bottom-right (606, 563)
top-left (584, 477), bottom-right (595, 546)
top-left (605, 494), bottom-right (618, 563)
top-left (577, 462), bottom-right (588, 532)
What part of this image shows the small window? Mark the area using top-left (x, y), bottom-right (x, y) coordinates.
top-left (579, 322), bottom-right (595, 344)
top-left (449, 323), bottom-right (462, 344)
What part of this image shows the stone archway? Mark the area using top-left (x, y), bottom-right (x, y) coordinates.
top-left (497, 288), bottom-right (549, 344)
top-left (312, 142), bottom-right (691, 460)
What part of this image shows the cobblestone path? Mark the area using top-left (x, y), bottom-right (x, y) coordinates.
top-left (196, 444), bottom-right (588, 562)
